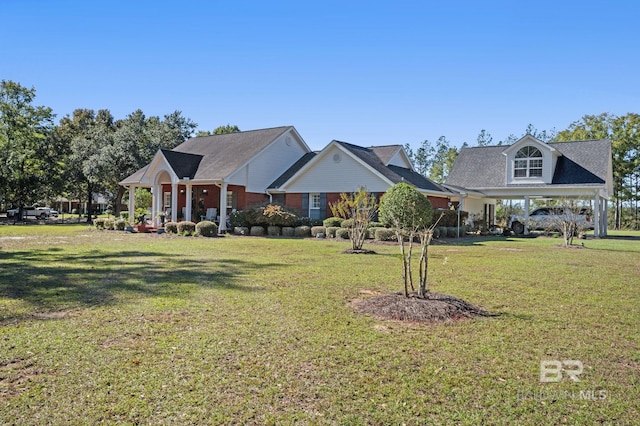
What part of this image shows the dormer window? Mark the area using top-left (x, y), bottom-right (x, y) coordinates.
top-left (514, 146), bottom-right (543, 178)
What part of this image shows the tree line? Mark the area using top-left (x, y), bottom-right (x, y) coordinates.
top-left (0, 80), bottom-right (237, 222)
top-left (1, 80), bottom-right (638, 228)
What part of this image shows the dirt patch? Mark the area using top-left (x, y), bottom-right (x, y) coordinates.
top-left (351, 291), bottom-right (498, 323)
top-left (341, 248), bottom-right (377, 254)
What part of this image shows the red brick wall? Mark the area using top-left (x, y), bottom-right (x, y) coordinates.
top-left (285, 193), bottom-right (303, 214)
top-left (428, 196), bottom-right (450, 210)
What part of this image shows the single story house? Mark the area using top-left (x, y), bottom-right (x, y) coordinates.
top-left (120, 126), bottom-right (453, 231)
top-left (444, 135), bottom-right (613, 237)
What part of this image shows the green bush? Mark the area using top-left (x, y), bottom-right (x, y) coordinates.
top-left (368, 221), bottom-right (383, 229)
top-left (177, 221), bottom-right (196, 236)
top-left (229, 210), bottom-right (247, 227)
top-left (367, 227), bottom-right (382, 239)
top-left (311, 226), bottom-right (326, 237)
top-left (120, 212), bottom-right (129, 220)
top-left (325, 226), bottom-right (339, 238)
top-left (336, 228), bottom-right (350, 239)
top-left (196, 220), bottom-right (218, 237)
top-left (165, 221), bottom-right (178, 234)
top-left (282, 227), bottom-right (295, 237)
top-left (432, 227), bottom-right (441, 239)
top-left (446, 227), bottom-right (459, 238)
top-left (436, 226), bottom-right (448, 238)
top-left (245, 203), bottom-right (298, 227)
top-left (374, 228), bottom-right (396, 241)
top-left (294, 226), bottom-right (311, 237)
top-left (341, 218), bottom-right (354, 228)
top-left (433, 209), bottom-right (469, 227)
top-left (93, 218), bottom-right (107, 230)
top-left (296, 217), bottom-right (324, 227)
top-left (250, 226), bottom-right (265, 236)
top-left (234, 226), bottom-right (249, 236)
top-left (323, 217), bottom-right (343, 228)
top-left (267, 226), bottom-right (281, 236)
top-left (114, 218), bottom-right (127, 231)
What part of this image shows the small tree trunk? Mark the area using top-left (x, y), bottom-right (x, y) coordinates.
top-left (418, 231), bottom-right (433, 298)
top-left (407, 232), bottom-right (415, 293)
top-left (397, 232), bottom-right (409, 297)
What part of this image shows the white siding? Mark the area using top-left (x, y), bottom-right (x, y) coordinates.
top-left (284, 145), bottom-right (391, 193)
top-left (227, 130), bottom-right (309, 192)
top-left (388, 150), bottom-right (412, 168)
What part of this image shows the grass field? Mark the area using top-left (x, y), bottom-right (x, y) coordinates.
top-left (1, 225), bottom-right (638, 424)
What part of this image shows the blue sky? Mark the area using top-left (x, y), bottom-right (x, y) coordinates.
top-left (2, 1), bottom-right (638, 150)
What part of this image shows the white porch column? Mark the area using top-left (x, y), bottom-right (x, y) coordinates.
top-left (151, 184), bottom-right (159, 226)
top-left (219, 182), bottom-right (228, 233)
top-left (128, 185), bottom-right (136, 223)
top-left (594, 193), bottom-right (601, 238)
top-left (171, 183), bottom-right (178, 222)
top-left (602, 198), bottom-right (608, 237)
top-left (524, 196), bottom-right (530, 235)
top-left (185, 183), bottom-right (193, 222)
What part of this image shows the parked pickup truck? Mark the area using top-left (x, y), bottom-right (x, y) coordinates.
top-left (509, 207), bottom-right (594, 235)
top-left (7, 206), bottom-right (52, 219)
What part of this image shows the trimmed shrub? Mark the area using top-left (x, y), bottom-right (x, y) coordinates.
top-left (229, 210), bottom-right (247, 228)
top-left (367, 221), bottom-right (383, 229)
top-left (311, 226), bottom-right (326, 237)
top-left (374, 228), bottom-right (396, 241)
top-left (120, 212), bottom-right (129, 220)
top-left (93, 218), bottom-right (107, 230)
top-left (325, 226), bottom-right (339, 238)
top-left (114, 218), bottom-right (127, 231)
top-left (177, 221), bottom-right (196, 236)
top-left (432, 227), bottom-right (441, 239)
top-left (323, 217), bottom-right (343, 228)
top-left (282, 227), bottom-right (295, 237)
top-left (367, 226), bottom-right (383, 239)
top-left (294, 226), bottom-right (311, 237)
top-left (234, 226), bottom-right (249, 236)
top-left (336, 228), bottom-right (350, 239)
top-left (165, 221), bottom-right (178, 234)
top-left (196, 220), bottom-right (218, 237)
top-left (436, 226), bottom-right (448, 238)
top-left (250, 226), bottom-right (265, 236)
top-left (104, 218), bottom-right (115, 230)
top-left (446, 227), bottom-right (459, 238)
top-left (341, 218), bottom-right (355, 228)
top-left (267, 226), bottom-right (281, 236)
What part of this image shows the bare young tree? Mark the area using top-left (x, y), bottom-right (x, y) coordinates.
top-left (330, 188), bottom-right (378, 251)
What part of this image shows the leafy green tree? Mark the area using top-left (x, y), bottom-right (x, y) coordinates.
top-left (429, 136), bottom-right (458, 183)
top-left (555, 112), bottom-right (640, 229)
top-left (197, 124), bottom-right (240, 136)
top-left (379, 183), bottom-right (436, 298)
top-left (330, 188), bottom-right (378, 251)
top-left (0, 80), bottom-right (56, 215)
top-left (476, 129), bottom-right (493, 146)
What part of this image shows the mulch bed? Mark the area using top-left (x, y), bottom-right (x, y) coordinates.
top-left (351, 291), bottom-right (499, 323)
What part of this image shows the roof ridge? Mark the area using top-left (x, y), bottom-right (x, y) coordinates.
top-left (191, 125), bottom-right (291, 139)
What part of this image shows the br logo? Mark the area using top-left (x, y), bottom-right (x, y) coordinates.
top-left (540, 360), bottom-right (583, 382)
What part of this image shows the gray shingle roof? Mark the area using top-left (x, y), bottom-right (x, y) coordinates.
top-left (445, 139), bottom-right (610, 189)
top-left (337, 142), bottom-right (449, 193)
top-left (120, 126), bottom-right (293, 184)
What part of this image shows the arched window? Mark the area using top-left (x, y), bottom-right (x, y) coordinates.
top-left (514, 146), bottom-right (543, 178)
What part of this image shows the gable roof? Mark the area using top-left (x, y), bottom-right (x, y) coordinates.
top-left (160, 149), bottom-right (202, 179)
top-left (121, 126), bottom-right (302, 185)
top-left (270, 140), bottom-right (450, 195)
top-left (445, 139), bottom-right (611, 189)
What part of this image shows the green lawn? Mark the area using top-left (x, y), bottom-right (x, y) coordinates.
top-left (1, 226), bottom-right (638, 424)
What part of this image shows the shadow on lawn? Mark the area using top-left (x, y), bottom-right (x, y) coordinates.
top-left (0, 248), bottom-right (284, 323)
